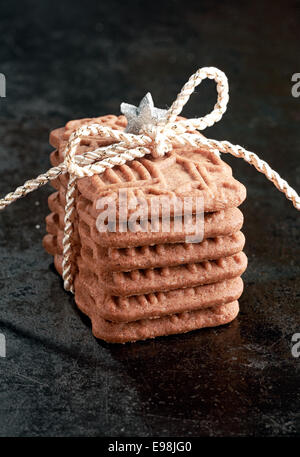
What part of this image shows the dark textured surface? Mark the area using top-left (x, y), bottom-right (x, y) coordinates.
top-left (0, 0), bottom-right (299, 437)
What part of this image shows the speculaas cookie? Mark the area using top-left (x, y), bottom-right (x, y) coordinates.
top-left (45, 186), bottom-right (244, 247)
top-left (44, 230), bottom-right (245, 271)
top-left (49, 116), bottom-right (246, 215)
top-left (76, 272), bottom-right (243, 322)
top-left (74, 278), bottom-right (240, 343)
top-left (79, 252), bottom-right (247, 297)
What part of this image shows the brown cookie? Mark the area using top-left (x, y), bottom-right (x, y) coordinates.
top-left (98, 232), bottom-right (245, 271)
top-left (49, 115), bottom-right (246, 215)
top-left (74, 278), bottom-right (240, 343)
top-left (79, 200), bottom-right (244, 248)
top-left (45, 188), bottom-right (243, 248)
top-left (44, 230), bottom-right (245, 271)
top-left (75, 271), bottom-right (243, 322)
top-left (80, 251), bottom-right (247, 297)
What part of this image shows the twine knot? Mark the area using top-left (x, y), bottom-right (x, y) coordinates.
top-left (60, 66), bottom-right (231, 180)
top-left (139, 123), bottom-right (172, 158)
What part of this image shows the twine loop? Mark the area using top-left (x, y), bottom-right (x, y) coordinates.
top-left (0, 66), bottom-right (299, 294)
top-left (61, 66), bottom-right (230, 169)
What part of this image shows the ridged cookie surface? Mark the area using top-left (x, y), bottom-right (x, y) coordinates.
top-left (49, 115), bottom-right (246, 215)
top-left (75, 272), bottom-right (243, 322)
top-left (44, 230), bottom-right (245, 271)
top-left (75, 279), bottom-right (240, 343)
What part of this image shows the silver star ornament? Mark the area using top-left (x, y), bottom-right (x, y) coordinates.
top-left (120, 92), bottom-right (167, 134)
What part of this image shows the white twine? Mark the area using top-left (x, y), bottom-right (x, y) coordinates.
top-left (0, 67), bottom-right (299, 293)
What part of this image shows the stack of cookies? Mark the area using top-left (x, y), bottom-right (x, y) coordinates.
top-left (43, 115), bottom-right (247, 343)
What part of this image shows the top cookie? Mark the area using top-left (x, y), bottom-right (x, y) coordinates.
top-left (49, 115), bottom-right (246, 217)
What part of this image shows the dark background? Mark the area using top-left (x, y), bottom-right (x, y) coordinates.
top-left (0, 0), bottom-right (299, 437)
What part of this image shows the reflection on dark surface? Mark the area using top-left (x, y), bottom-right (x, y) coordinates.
top-left (99, 288), bottom-right (298, 436)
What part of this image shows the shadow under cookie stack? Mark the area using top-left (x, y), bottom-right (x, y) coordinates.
top-left (43, 115), bottom-right (247, 343)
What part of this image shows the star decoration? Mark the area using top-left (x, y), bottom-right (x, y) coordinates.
top-left (120, 92), bottom-right (167, 134)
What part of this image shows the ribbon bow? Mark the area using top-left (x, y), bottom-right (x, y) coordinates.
top-left (0, 67), bottom-right (299, 293)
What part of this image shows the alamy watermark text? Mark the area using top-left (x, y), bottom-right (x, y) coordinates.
top-left (0, 73), bottom-right (6, 98)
